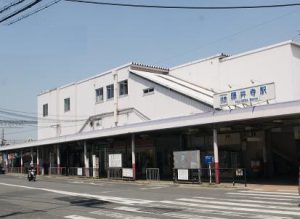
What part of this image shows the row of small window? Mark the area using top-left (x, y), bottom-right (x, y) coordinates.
top-left (95, 80), bottom-right (128, 103)
top-left (42, 81), bottom-right (128, 117)
top-left (42, 97), bottom-right (70, 117)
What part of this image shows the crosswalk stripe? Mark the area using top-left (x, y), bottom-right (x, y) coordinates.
top-left (147, 203), bottom-right (292, 219)
top-left (250, 196), bottom-right (297, 201)
top-left (193, 196), bottom-right (296, 206)
top-left (226, 192), bottom-right (300, 199)
top-left (91, 209), bottom-right (158, 219)
top-left (177, 198), bottom-right (300, 212)
top-left (64, 215), bottom-right (95, 219)
top-left (239, 190), bottom-right (298, 196)
top-left (160, 200), bottom-right (300, 216)
top-left (113, 206), bottom-right (224, 219)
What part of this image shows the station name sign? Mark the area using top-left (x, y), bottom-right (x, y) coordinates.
top-left (213, 82), bottom-right (275, 109)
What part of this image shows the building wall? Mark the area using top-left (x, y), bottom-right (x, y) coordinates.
top-left (38, 66), bottom-right (211, 140)
top-left (170, 42), bottom-right (300, 104)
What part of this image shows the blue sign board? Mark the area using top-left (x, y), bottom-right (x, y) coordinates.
top-left (204, 155), bottom-right (214, 165)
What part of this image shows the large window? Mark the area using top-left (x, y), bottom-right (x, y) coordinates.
top-left (95, 87), bottom-right (104, 103)
top-left (42, 104), bottom-right (48, 117)
top-left (106, 84), bottom-right (114, 99)
top-left (119, 80), bottom-right (128, 96)
top-left (64, 98), bottom-right (70, 112)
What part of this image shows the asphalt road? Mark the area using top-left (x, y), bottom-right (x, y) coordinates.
top-left (0, 174), bottom-right (299, 219)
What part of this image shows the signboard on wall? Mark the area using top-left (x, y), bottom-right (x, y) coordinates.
top-left (178, 169), bottom-right (189, 180)
top-left (213, 82), bottom-right (275, 109)
top-left (77, 168), bottom-right (83, 176)
top-left (122, 168), bottom-right (133, 178)
top-left (173, 150), bottom-right (201, 169)
top-left (109, 154), bottom-right (122, 168)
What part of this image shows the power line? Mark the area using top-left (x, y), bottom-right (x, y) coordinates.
top-left (153, 8), bottom-right (300, 65)
top-left (0, 0), bottom-right (41, 24)
top-left (6, 0), bottom-right (62, 25)
top-left (65, 0), bottom-right (300, 10)
top-left (0, 0), bottom-right (26, 14)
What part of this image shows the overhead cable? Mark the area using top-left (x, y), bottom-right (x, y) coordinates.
top-left (65, 0), bottom-right (300, 10)
top-left (0, 0), bottom-right (26, 14)
top-left (6, 0), bottom-right (62, 25)
top-left (0, 0), bottom-right (41, 24)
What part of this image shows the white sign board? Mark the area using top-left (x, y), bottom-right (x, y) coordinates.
top-left (109, 154), bottom-right (122, 168)
top-left (213, 83), bottom-right (275, 109)
top-left (178, 169), bottom-right (189, 180)
top-left (122, 168), bottom-right (133, 178)
top-left (77, 168), bottom-right (83, 176)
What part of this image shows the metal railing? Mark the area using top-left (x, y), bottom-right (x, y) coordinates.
top-left (146, 168), bottom-right (160, 181)
top-left (173, 168), bottom-right (247, 186)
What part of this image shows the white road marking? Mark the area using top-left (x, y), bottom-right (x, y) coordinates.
top-left (91, 209), bottom-right (158, 219)
top-left (226, 192), bottom-right (300, 199)
top-left (250, 196), bottom-right (296, 201)
top-left (160, 200), bottom-right (300, 216)
top-left (239, 190), bottom-right (298, 196)
top-left (114, 206), bottom-right (141, 212)
top-left (0, 182), bottom-right (154, 205)
top-left (193, 196), bottom-right (296, 206)
top-left (146, 203), bottom-right (291, 219)
top-left (64, 215), bottom-right (95, 219)
top-left (100, 190), bottom-right (113, 193)
top-left (178, 198), bottom-right (300, 212)
top-left (114, 205), bottom-right (224, 219)
top-left (140, 186), bottom-right (167, 190)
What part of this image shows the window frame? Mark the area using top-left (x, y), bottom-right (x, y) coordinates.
top-left (106, 84), bottom-right (114, 100)
top-left (143, 87), bottom-right (154, 95)
top-left (95, 87), bottom-right (104, 103)
top-left (42, 103), bottom-right (48, 117)
top-left (119, 80), bottom-right (128, 96)
top-left (64, 97), bottom-right (71, 112)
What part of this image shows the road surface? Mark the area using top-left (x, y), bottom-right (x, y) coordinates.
top-left (0, 174), bottom-right (299, 219)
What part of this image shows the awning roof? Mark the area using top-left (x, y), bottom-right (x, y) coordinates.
top-left (130, 70), bottom-right (214, 106)
top-left (1, 99), bottom-right (300, 152)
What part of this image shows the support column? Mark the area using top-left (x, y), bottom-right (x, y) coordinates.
top-left (37, 148), bottom-right (40, 175)
top-left (4, 152), bottom-right (8, 170)
top-left (213, 129), bottom-right (220, 184)
top-left (20, 151), bottom-right (23, 174)
top-left (131, 134), bottom-right (136, 180)
top-left (57, 145), bottom-right (60, 175)
top-left (30, 148), bottom-right (33, 164)
top-left (84, 141), bottom-right (89, 177)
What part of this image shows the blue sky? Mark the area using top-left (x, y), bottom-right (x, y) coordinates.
top-left (1, 0), bottom-right (300, 141)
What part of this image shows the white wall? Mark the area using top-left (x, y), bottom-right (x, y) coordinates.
top-left (170, 42), bottom-right (300, 104)
top-left (38, 42), bottom-right (300, 140)
top-left (37, 65), bottom-right (212, 140)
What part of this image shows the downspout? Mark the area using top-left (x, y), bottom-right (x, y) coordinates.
top-left (113, 70), bottom-right (118, 127)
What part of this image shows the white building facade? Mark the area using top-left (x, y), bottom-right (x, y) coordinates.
top-left (2, 40), bottom-right (300, 183)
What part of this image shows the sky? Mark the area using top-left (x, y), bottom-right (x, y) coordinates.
top-left (0, 0), bottom-right (300, 142)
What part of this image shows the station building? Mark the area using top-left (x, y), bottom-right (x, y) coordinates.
top-left (1, 40), bottom-right (300, 183)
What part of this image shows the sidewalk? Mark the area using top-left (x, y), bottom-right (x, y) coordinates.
top-left (5, 173), bottom-right (298, 193)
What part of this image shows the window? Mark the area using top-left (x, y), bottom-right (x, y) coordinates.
top-left (42, 104), bottom-right (48, 117)
top-left (95, 87), bottom-right (103, 103)
top-left (64, 98), bottom-right (70, 112)
top-left (106, 84), bottom-right (114, 99)
top-left (119, 80), bottom-right (128, 96)
top-left (143, 87), bottom-right (154, 95)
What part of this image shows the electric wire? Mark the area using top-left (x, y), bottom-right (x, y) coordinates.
top-left (0, 0), bottom-right (26, 14)
top-left (0, 0), bottom-right (42, 24)
top-left (6, 0), bottom-right (62, 25)
top-left (65, 0), bottom-right (300, 10)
